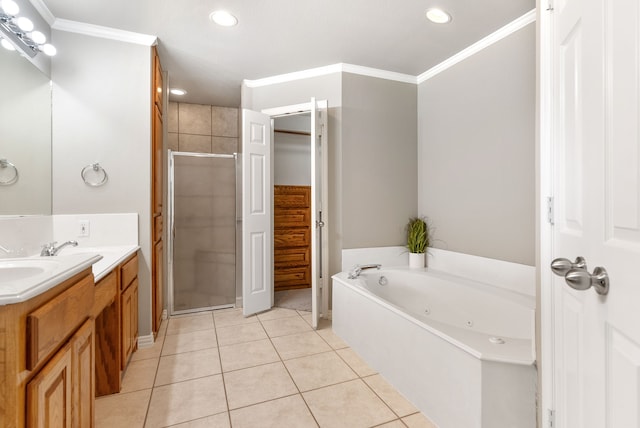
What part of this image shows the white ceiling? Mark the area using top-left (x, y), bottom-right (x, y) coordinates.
top-left (39, 0), bottom-right (535, 107)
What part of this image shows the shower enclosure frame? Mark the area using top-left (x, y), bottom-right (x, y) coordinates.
top-left (167, 150), bottom-right (239, 316)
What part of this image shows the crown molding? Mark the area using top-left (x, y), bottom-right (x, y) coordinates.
top-left (28, 0), bottom-right (55, 26)
top-left (52, 18), bottom-right (157, 46)
top-left (243, 63), bottom-right (417, 88)
top-left (417, 9), bottom-right (536, 83)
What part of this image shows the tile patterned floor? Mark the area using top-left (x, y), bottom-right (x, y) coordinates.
top-left (96, 308), bottom-right (437, 428)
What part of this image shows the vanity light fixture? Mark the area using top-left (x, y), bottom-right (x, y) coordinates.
top-left (209, 10), bottom-right (238, 27)
top-left (0, 2), bottom-right (56, 58)
top-left (426, 8), bottom-right (452, 24)
top-left (170, 88), bottom-right (187, 96)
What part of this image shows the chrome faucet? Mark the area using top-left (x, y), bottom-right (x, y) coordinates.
top-left (348, 263), bottom-right (381, 279)
top-left (41, 240), bottom-right (78, 256)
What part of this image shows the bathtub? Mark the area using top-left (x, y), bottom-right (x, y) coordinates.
top-left (332, 267), bottom-right (536, 428)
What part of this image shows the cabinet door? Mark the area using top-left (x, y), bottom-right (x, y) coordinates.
top-left (132, 279), bottom-right (138, 350)
top-left (72, 319), bottom-right (94, 428)
top-left (153, 105), bottom-right (163, 214)
top-left (27, 343), bottom-right (73, 428)
top-left (121, 284), bottom-right (133, 369)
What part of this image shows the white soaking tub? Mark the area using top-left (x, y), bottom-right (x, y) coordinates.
top-left (332, 267), bottom-right (536, 428)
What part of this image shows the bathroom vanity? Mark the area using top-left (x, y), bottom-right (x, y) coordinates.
top-left (0, 244), bottom-right (139, 427)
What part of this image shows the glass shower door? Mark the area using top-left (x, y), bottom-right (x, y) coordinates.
top-left (169, 152), bottom-right (236, 314)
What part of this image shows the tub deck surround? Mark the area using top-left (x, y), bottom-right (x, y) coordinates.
top-left (332, 268), bottom-right (536, 428)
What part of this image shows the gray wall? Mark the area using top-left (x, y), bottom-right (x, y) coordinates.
top-left (341, 73), bottom-right (417, 249)
top-left (51, 30), bottom-right (154, 335)
top-left (417, 23), bottom-right (535, 265)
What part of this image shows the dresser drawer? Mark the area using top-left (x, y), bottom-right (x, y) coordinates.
top-left (120, 254), bottom-right (138, 290)
top-left (27, 273), bottom-right (94, 370)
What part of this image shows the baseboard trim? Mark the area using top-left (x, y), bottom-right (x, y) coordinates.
top-left (137, 334), bottom-right (155, 349)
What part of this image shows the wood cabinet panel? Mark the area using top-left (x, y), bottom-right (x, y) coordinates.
top-left (274, 185), bottom-right (311, 292)
top-left (27, 274), bottom-right (94, 370)
top-left (153, 241), bottom-right (163, 333)
top-left (92, 270), bottom-right (117, 318)
top-left (72, 319), bottom-right (94, 428)
top-left (154, 214), bottom-right (163, 242)
top-left (121, 278), bottom-right (138, 369)
top-left (153, 105), bottom-right (163, 214)
top-left (27, 342), bottom-right (73, 428)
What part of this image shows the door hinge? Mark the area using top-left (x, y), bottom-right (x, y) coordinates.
top-left (546, 0), bottom-right (554, 11)
top-left (547, 196), bottom-right (555, 225)
top-left (548, 409), bottom-right (555, 428)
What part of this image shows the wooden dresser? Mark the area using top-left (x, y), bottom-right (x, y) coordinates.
top-left (274, 185), bottom-right (312, 291)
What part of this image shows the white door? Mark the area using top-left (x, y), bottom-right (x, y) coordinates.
top-left (547, 0), bottom-right (640, 426)
top-left (242, 109), bottom-right (273, 316)
top-left (310, 99), bottom-right (329, 328)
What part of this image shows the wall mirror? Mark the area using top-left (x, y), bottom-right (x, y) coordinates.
top-left (0, 47), bottom-right (52, 215)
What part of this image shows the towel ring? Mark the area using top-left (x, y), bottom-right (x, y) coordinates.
top-left (81, 162), bottom-right (108, 187)
top-left (0, 159), bottom-right (19, 186)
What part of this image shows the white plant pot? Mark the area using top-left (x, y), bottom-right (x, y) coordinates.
top-left (409, 252), bottom-right (426, 269)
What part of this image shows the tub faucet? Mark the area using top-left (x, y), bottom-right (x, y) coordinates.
top-left (41, 240), bottom-right (78, 256)
top-left (348, 263), bottom-right (381, 279)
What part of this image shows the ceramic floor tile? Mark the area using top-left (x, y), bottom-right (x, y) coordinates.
top-left (131, 335), bottom-right (165, 361)
top-left (216, 322), bottom-right (267, 346)
top-left (155, 347), bottom-right (222, 386)
top-left (364, 374), bottom-right (418, 417)
top-left (298, 311), bottom-right (313, 325)
top-left (337, 347), bottom-right (377, 377)
top-left (213, 308), bottom-right (258, 328)
top-left (261, 316), bottom-right (313, 338)
top-left (271, 331), bottom-right (332, 360)
top-left (145, 375), bottom-right (227, 427)
top-left (95, 389), bottom-right (152, 428)
top-left (120, 358), bottom-right (159, 393)
top-left (284, 351), bottom-right (358, 392)
top-left (401, 413), bottom-right (438, 428)
top-left (229, 394), bottom-right (318, 428)
top-left (256, 307), bottom-right (300, 321)
top-left (223, 361), bottom-right (298, 409)
top-left (303, 379), bottom-right (396, 428)
top-left (167, 412), bottom-right (230, 427)
top-left (376, 420), bottom-right (408, 428)
top-left (162, 328), bottom-right (217, 355)
top-left (219, 338), bottom-right (280, 372)
top-left (166, 313), bottom-right (214, 335)
top-left (316, 327), bottom-right (349, 350)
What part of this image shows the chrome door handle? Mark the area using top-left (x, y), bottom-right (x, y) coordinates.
top-left (565, 267), bottom-right (610, 295)
top-left (551, 256), bottom-right (587, 276)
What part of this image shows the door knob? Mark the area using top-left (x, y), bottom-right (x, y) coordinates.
top-left (565, 266), bottom-right (610, 295)
top-left (551, 256), bottom-right (587, 276)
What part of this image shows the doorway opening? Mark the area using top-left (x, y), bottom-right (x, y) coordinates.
top-left (273, 113), bottom-right (313, 311)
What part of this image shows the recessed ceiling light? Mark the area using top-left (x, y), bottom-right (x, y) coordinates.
top-left (210, 10), bottom-right (238, 27)
top-left (426, 8), bottom-right (452, 24)
top-left (170, 88), bottom-right (187, 96)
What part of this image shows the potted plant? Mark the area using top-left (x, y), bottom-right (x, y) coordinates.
top-left (406, 217), bottom-right (430, 268)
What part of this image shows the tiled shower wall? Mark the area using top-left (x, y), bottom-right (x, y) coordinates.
top-left (167, 102), bottom-right (239, 154)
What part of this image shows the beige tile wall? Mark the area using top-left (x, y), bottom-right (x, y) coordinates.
top-left (168, 102), bottom-right (239, 154)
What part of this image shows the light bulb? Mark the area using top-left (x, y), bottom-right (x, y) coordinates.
top-left (0, 0), bottom-right (19, 15)
top-left (170, 88), bottom-right (187, 96)
top-left (41, 43), bottom-right (56, 56)
top-left (15, 16), bottom-right (34, 32)
top-left (29, 31), bottom-right (46, 44)
top-left (1, 38), bottom-right (15, 51)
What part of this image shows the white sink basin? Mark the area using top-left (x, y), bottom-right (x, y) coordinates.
top-left (0, 259), bottom-right (61, 281)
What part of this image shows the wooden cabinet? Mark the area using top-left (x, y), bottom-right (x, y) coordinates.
top-left (274, 185), bottom-right (312, 291)
top-left (0, 269), bottom-right (95, 427)
top-left (151, 45), bottom-right (164, 335)
top-left (26, 319), bottom-right (95, 428)
top-left (120, 253), bottom-right (139, 369)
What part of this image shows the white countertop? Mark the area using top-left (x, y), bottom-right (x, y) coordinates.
top-left (0, 244), bottom-right (140, 306)
top-left (0, 253), bottom-right (102, 306)
top-left (57, 245), bottom-right (140, 282)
